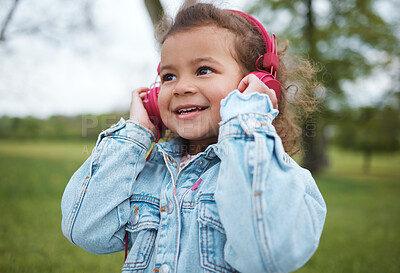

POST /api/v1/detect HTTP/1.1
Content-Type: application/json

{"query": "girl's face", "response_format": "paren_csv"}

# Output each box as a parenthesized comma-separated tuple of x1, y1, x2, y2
(158, 26, 243, 149)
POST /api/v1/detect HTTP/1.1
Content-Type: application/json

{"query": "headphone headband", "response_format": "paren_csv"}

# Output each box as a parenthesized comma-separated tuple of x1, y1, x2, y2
(227, 9, 279, 74)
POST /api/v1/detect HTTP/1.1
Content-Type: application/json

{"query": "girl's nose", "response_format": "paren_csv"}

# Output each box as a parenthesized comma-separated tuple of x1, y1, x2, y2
(173, 77, 197, 96)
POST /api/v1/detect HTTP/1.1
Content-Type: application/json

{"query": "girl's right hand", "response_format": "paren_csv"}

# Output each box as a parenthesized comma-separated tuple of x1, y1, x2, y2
(129, 87, 158, 138)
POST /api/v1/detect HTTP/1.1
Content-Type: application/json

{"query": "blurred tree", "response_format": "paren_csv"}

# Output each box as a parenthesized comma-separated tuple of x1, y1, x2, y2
(0, 113, 127, 140)
(144, 0, 197, 30)
(0, 0, 96, 44)
(144, 0, 164, 29)
(0, 0, 20, 41)
(249, 0, 400, 173)
(333, 99, 400, 173)
(0, 0, 100, 118)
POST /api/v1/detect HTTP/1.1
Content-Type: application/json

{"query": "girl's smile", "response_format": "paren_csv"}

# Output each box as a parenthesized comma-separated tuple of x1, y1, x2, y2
(173, 104, 209, 120)
(158, 26, 243, 151)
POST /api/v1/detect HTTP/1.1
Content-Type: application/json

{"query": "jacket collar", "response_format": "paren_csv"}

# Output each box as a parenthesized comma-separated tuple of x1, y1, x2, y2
(150, 137, 218, 161)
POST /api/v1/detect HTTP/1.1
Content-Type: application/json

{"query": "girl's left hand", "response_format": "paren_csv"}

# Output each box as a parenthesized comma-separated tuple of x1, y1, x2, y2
(237, 74, 278, 109)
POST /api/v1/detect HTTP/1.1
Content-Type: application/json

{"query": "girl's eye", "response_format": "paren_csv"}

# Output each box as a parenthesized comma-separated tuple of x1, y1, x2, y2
(197, 67, 213, 76)
(162, 74, 176, 82)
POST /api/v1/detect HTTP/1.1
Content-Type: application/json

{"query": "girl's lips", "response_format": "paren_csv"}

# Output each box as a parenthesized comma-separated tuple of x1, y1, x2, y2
(174, 107, 208, 120)
(173, 104, 208, 113)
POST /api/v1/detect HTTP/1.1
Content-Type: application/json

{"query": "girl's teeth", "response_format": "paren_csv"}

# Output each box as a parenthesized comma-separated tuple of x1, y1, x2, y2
(178, 107, 204, 114)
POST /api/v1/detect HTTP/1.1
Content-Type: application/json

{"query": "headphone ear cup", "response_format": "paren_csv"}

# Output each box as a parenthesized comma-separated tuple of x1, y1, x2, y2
(144, 86, 166, 135)
(249, 71, 281, 101)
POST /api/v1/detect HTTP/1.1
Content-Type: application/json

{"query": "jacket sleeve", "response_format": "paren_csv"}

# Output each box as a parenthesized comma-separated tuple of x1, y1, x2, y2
(61, 118, 155, 254)
(214, 90, 327, 273)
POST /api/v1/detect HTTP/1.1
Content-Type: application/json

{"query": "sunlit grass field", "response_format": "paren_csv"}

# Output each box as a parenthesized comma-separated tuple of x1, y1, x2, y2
(0, 140, 399, 273)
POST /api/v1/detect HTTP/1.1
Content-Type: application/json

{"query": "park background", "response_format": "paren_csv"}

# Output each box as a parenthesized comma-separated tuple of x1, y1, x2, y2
(0, 0, 399, 272)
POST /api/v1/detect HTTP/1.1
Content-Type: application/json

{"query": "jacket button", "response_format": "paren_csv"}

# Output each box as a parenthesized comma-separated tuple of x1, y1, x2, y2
(159, 264, 170, 273)
(130, 213, 139, 225)
(197, 159, 205, 166)
(166, 202, 174, 214)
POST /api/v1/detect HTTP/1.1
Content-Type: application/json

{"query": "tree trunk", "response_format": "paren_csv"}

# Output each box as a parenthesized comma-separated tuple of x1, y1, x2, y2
(144, 0, 197, 29)
(144, 0, 164, 29)
(184, 0, 197, 6)
(302, 113, 328, 173)
(301, 0, 328, 174)
(363, 149, 372, 174)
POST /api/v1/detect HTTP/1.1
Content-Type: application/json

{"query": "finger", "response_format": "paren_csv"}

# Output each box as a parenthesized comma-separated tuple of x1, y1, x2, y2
(131, 87, 149, 97)
(237, 74, 254, 92)
(241, 75, 265, 95)
(262, 86, 278, 109)
(268, 90, 278, 109)
(131, 88, 148, 108)
(131, 87, 148, 103)
(239, 74, 267, 94)
(239, 75, 279, 109)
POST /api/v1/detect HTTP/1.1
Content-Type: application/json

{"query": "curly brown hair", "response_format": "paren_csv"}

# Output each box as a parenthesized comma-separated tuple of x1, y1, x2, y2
(157, 3, 322, 155)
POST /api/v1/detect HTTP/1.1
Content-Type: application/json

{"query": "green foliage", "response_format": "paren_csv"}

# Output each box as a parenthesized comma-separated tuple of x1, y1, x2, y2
(249, 0, 399, 99)
(330, 90, 400, 172)
(0, 112, 129, 141)
(249, 0, 400, 173)
(0, 140, 399, 272)
(333, 105, 400, 153)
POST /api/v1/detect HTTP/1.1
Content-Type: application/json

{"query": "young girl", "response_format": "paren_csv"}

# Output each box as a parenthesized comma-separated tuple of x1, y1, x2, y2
(62, 3, 326, 273)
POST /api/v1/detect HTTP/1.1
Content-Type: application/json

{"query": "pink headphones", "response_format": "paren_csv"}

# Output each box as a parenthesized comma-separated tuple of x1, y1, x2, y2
(143, 62, 164, 136)
(143, 10, 281, 135)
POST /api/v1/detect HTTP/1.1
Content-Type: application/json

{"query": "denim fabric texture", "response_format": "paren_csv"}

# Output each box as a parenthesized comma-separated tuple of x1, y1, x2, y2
(61, 90, 327, 273)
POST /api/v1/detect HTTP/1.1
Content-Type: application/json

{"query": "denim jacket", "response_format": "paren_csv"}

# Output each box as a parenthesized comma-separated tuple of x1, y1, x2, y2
(61, 90, 327, 273)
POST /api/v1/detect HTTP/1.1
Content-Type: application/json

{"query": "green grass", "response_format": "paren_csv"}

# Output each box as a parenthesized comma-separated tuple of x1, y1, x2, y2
(0, 140, 399, 272)
(296, 149, 400, 273)
(0, 140, 122, 273)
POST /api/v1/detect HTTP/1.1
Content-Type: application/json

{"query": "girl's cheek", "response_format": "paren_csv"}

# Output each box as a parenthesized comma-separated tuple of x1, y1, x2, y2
(157, 96, 167, 118)
(157, 89, 167, 108)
